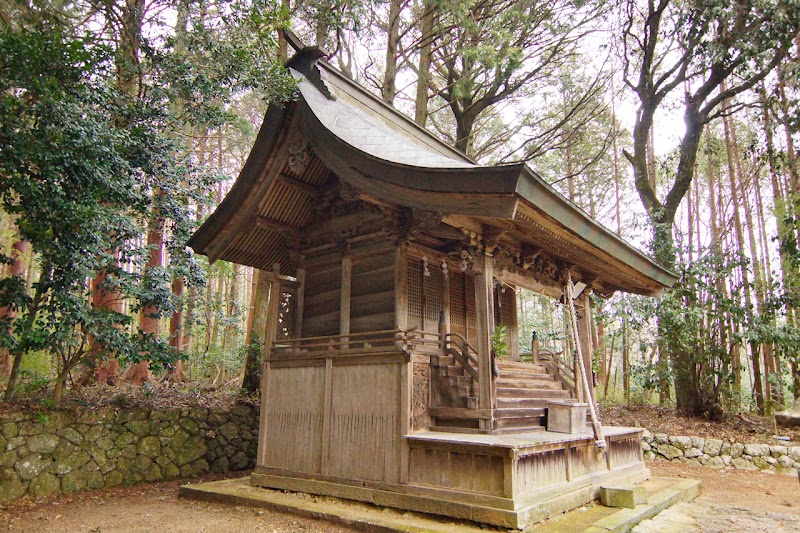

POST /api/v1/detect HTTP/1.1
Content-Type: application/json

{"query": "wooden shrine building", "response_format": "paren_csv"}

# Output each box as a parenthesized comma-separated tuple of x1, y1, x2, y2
(188, 45, 677, 529)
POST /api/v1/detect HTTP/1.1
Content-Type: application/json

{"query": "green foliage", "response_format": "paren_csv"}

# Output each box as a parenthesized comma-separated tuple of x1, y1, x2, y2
(491, 325, 509, 359)
(656, 251, 751, 418)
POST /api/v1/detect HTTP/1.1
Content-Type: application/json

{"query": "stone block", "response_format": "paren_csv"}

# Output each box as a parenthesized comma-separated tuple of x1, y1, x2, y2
(744, 443, 768, 457)
(703, 438, 723, 456)
(599, 483, 648, 509)
(29, 472, 60, 498)
(730, 442, 744, 458)
(27, 434, 60, 454)
(659, 444, 682, 460)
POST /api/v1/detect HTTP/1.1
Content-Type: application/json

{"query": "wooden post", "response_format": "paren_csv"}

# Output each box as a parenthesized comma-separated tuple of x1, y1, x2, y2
(263, 263, 282, 360)
(578, 293, 595, 402)
(509, 287, 520, 360)
(340, 254, 352, 341)
(247, 269, 270, 346)
(395, 246, 408, 334)
(442, 263, 451, 336)
(531, 331, 539, 364)
(294, 264, 305, 339)
(475, 253, 495, 422)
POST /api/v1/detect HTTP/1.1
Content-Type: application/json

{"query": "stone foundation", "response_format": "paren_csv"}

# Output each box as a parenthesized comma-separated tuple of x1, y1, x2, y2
(0, 405, 258, 501)
(641, 431, 800, 474)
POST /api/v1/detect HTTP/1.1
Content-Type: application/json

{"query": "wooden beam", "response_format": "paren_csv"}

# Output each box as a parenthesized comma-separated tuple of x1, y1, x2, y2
(254, 215, 303, 239)
(278, 173, 319, 198)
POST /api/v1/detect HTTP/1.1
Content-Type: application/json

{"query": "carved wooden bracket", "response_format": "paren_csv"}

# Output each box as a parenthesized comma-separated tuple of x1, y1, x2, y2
(287, 133, 310, 175)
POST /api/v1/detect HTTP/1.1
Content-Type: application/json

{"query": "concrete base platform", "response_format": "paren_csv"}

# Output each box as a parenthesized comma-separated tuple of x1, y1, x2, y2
(180, 476, 701, 532)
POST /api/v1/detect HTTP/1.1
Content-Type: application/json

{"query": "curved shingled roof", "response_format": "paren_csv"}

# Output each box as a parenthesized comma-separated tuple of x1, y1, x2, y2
(189, 47, 677, 296)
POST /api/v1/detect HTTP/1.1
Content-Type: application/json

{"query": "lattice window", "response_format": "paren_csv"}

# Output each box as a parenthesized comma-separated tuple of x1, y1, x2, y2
(408, 257, 423, 319)
(424, 267, 442, 322)
(497, 285, 515, 327)
(465, 274, 476, 329)
(450, 271, 465, 326)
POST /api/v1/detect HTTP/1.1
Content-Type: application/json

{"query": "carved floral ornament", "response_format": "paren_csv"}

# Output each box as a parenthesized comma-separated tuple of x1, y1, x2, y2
(286, 132, 310, 175)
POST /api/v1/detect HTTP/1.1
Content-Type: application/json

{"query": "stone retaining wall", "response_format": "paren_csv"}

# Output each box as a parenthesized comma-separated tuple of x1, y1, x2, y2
(642, 431, 800, 474)
(0, 405, 259, 501)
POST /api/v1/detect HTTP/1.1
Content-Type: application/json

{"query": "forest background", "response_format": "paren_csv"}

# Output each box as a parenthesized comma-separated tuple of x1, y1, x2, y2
(2, 0, 800, 422)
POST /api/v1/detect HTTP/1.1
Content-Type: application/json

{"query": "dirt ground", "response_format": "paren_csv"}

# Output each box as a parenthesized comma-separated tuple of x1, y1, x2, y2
(600, 403, 800, 445)
(649, 462, 800, 516)
(0, 473, 357, 533)
(1, 464, 798, 532)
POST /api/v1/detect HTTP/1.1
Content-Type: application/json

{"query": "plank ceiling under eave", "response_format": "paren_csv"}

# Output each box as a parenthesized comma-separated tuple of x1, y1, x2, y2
(217, 148, 332, 274)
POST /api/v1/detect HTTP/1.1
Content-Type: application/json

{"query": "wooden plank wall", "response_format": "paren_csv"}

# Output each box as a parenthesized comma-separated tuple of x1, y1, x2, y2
(303, 260, 342, 337)
(260, 359, 404, 483)
(262, 366, 325, 473)
(351, 251, 395, 333)
(326, 363, 403, 482)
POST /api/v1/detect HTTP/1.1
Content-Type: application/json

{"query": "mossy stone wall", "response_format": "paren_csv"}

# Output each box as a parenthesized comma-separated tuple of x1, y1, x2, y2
(0, 405, 258, 501)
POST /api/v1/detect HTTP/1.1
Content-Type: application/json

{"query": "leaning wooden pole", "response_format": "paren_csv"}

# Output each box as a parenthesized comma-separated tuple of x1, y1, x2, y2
(565, 273, 606, 449)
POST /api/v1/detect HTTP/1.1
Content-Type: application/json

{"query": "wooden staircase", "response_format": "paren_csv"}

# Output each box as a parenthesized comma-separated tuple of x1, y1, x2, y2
(429, 355, 574, 434)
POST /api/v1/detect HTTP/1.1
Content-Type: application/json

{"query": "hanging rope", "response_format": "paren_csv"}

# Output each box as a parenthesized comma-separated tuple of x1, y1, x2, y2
(564, 272, 606, 450)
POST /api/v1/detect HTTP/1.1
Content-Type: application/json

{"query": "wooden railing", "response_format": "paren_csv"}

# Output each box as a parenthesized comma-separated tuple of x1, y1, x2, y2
(270, 327, 482, 404)
(444, 332, 479, 381)
(537, 348, 576, 395)
(270, 328, 419, 359)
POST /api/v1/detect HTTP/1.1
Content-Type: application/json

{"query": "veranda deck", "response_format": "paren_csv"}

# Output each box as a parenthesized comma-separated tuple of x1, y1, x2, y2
(251, 426, 647, 529)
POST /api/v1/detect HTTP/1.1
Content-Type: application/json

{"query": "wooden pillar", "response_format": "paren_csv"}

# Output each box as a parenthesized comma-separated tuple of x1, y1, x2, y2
(294, 264, 305, 338)
(394, 246, 408, 332)
(394, 246, 412, 481)
(577, 293, 594, 402)
(441, 262, 451, 335)
(509, 287, 520, 360)
(262, 263, 282, 360)
(340, 254, 352, 337)
(246, 268, 270, 346)
(475, 253, 495, 420)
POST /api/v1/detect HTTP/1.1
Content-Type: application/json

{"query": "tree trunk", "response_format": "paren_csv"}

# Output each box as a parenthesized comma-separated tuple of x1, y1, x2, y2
(242, 269, 271, 394)
(414, 0, 435, 126)
(0, 238, 29, 376)
(167, 277, 186, 382)
(722, 107, 762, 412)
(382, 0, 401, 104)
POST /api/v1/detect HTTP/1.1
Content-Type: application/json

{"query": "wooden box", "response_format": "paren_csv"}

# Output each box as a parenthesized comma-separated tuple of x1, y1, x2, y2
(546, 400, 588, 434)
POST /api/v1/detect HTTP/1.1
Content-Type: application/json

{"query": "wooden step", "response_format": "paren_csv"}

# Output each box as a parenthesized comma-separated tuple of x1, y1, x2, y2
(496, 360, 547, 372)
(493, 417, 546, 429)
(496, 397, 561, 409)
(495, 378, 563, 390)
(496, 387, 572, 399)
(496, 368, 554, 380)
(493, 407, 546, 419)
(491, 425, 545, 434)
